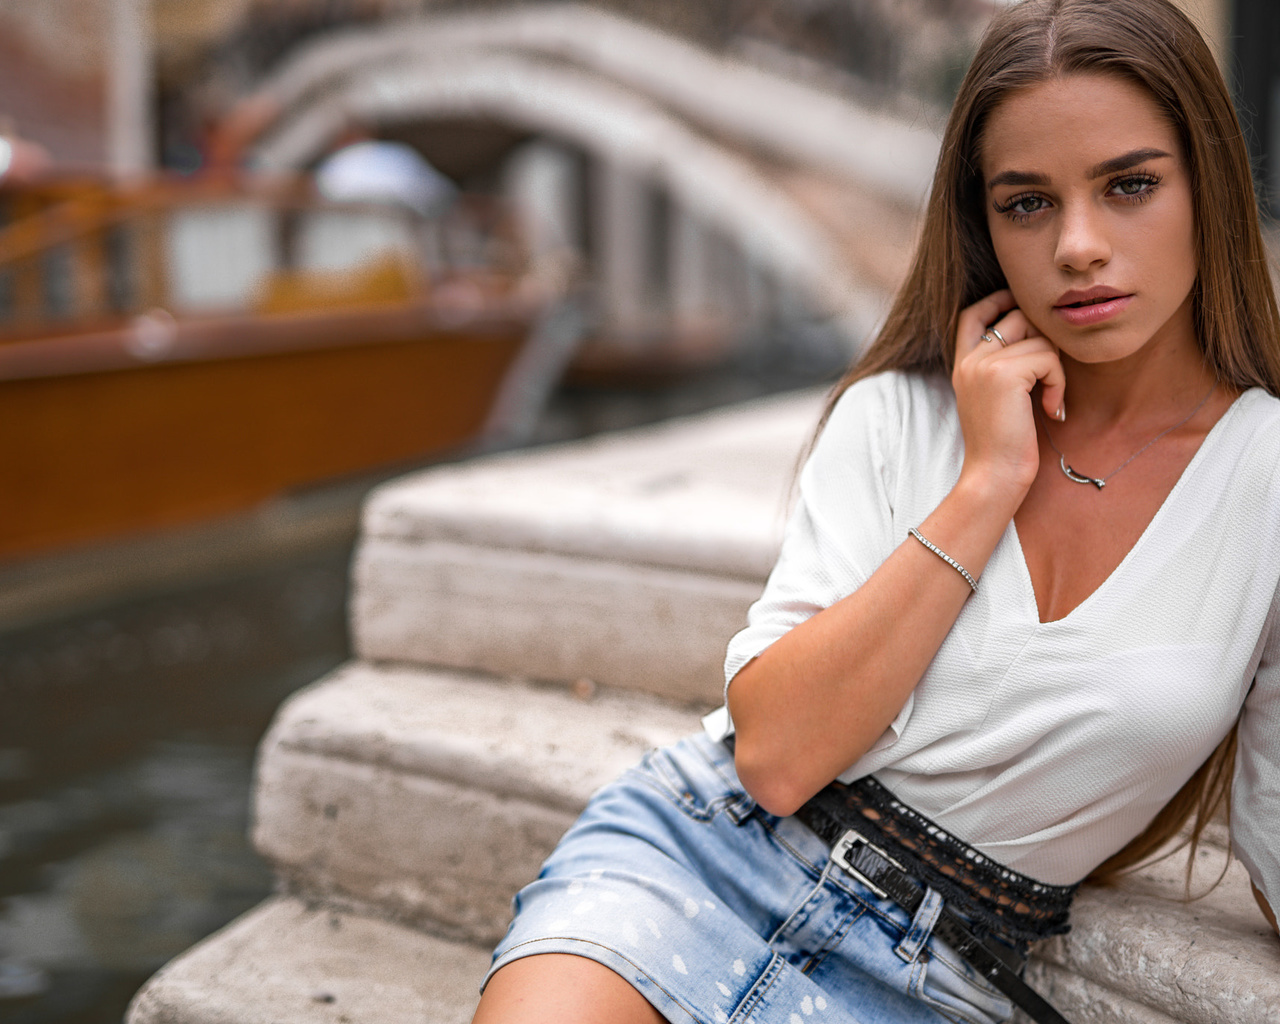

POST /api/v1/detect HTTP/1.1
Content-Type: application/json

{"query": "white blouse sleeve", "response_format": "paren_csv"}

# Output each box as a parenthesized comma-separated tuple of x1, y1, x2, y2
(1232, 584, 1280, 913)
(721, 373, 907, 711)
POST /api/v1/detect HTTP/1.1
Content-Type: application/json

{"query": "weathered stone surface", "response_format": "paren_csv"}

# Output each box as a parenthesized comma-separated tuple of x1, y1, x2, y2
(250, 660, 1280, 1022)
(359, 390, 821, 575)
(351, 390, 824, 698)
(126, 896, 489, 1024)
(354, 540, 761, 704)
(1018, 961, 1183, 1024)
(1025, 854, 1280, 1024)
(258, 745, 574, 944)
(252, 661, 700, 944)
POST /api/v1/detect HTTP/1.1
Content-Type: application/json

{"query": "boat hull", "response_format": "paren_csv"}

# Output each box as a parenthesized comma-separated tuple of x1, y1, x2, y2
(0, 313, 525, 561)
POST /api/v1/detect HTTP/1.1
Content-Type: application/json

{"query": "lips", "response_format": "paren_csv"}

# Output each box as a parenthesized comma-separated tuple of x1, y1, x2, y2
(1054, 287, 1133, 326)
(1055, 287, 1129, 308)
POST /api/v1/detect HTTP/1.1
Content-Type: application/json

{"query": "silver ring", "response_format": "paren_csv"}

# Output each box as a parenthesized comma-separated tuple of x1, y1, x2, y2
(980, 332, 996, 344)
(988, 326, 1009, 347)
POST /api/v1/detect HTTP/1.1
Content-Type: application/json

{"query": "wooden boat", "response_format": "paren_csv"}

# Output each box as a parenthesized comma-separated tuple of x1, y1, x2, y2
(0, 175, 544, 562)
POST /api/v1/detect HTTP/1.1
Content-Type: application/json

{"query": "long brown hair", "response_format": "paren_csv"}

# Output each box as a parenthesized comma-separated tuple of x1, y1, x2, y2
(826, 0, 1280, 886)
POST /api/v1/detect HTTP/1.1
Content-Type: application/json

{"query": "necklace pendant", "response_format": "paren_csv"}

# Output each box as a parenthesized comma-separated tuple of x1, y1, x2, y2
(1060, 455, 1106, 489)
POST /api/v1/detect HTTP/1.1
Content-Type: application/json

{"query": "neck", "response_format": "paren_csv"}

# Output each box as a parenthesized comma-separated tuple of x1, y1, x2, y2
(1057, 309, 1218, 430)
(1061, 353, 1214, 429)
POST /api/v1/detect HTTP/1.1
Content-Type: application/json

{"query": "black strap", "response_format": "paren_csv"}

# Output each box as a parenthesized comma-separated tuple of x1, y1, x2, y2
(794, 797, 1073, 1024)
(930, 912, 1070, 1024)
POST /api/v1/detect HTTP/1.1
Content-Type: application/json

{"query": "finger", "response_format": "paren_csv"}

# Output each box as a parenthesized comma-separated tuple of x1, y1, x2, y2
(956, 290, 1017, 358)
(987, 309, 1043, 347)
(987, 328, 1066, 418)
(990, 314, 1064, 418)
(1039, 350, 1067, 421)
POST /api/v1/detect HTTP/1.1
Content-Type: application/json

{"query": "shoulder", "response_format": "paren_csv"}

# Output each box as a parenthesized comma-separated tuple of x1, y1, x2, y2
(823, 370, 955, 447)
(1182, 390, 1280, 608)
(1228, 387, 1280, 443)
(1208, 389, 1280, 500)
(803, 370, 956, 507)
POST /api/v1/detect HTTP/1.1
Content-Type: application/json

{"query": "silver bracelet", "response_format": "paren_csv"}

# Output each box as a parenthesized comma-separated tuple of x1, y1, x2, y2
(908, 527, 978, 593)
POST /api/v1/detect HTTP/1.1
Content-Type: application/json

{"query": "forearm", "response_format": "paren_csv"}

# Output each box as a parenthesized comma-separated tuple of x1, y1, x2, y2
(728, 473, 1018, 815)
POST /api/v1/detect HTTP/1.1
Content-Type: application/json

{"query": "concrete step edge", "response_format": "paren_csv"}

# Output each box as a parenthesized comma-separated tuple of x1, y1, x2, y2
(261, 660, 705, 812)
(251, 660, 701, 944)
(1035, 865, 1280, 1022)
(350, 541, 755, 703)
(125, 895, 490, 1024)
(357, 388, 825, 574)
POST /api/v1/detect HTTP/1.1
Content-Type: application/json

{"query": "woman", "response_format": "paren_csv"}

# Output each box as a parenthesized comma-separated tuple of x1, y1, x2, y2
(474, 1, 1280, 1021)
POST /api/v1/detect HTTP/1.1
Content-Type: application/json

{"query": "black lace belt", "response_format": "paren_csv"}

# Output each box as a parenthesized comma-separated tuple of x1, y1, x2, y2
(804, 775, 1078, 948)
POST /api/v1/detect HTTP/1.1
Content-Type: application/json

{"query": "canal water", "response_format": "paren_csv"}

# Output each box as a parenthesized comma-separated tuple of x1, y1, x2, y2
(0, 541, 353, 1023)
(0, 352, 843, 1023)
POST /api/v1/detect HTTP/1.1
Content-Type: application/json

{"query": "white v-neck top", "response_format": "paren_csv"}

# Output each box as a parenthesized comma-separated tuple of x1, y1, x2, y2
(708, 371, 1280, 901)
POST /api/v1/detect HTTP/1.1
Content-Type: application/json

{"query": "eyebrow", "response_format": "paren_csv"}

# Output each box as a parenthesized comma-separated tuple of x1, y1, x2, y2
(986, 148, 1174, 191)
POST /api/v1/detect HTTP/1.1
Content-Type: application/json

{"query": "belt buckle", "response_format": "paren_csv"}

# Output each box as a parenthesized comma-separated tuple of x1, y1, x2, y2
(830, 830, 905, 899)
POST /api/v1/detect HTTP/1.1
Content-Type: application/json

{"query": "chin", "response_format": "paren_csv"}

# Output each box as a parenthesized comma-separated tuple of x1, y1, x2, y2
(1058, 336, 1150, 365)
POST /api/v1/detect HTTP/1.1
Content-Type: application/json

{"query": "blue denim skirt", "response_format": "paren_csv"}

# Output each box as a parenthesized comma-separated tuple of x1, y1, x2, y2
(483, 733, 1016, 1024)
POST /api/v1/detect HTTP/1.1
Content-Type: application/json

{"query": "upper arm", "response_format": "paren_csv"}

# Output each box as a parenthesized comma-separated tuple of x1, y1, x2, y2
(1232, 592, 1280, 924)
(722, 376, 906, 703)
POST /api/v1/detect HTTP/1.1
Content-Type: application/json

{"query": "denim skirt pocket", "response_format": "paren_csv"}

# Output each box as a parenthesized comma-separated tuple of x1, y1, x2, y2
(634, 733, 756, 825)
(911, 937, 1015, 1024)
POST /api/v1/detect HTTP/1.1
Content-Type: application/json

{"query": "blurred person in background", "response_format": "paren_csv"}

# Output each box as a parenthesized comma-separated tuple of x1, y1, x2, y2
(0, 124, 51, 185)
(314, 137, 457, 216)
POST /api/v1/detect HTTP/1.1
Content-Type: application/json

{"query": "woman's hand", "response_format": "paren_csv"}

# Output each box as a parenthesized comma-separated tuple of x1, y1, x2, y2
(951, 290, 1065, 503)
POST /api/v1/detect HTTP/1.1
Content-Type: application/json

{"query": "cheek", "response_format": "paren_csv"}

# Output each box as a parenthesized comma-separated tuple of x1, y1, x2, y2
(1152, 186, 1198, 287)
(1170, 218, 1198, 287)
(987, 232, 1056, 338)
(1129, 213, 1196, 304)
(987, 228, 1034, 301)
(986, 222, 1012, 278)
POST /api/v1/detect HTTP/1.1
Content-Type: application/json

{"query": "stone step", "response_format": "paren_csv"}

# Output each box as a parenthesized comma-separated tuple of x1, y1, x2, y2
(126, 896, 490, 1024)
(252, 660, 701, 945)
(351, 389, 826, 704)
(248, 660, 1280, 1024)
(1025, 852, 1280, 1024)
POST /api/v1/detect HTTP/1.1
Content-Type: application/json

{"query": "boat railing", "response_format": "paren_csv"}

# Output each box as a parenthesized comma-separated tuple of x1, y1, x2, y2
(0, 176, 528, 339)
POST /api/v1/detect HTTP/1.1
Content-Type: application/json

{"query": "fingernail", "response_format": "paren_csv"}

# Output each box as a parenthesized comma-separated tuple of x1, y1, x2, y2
(1056, 403, 1066, 421)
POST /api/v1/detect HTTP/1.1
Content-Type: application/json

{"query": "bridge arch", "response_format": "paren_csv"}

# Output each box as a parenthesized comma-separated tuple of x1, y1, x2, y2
(232, 5, 936, 356)
(256, 54, 872, 325)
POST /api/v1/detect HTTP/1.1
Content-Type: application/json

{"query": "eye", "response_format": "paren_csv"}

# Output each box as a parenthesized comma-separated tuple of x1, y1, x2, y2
(1109, 172, 1162, 201)
(992, 192, 1049, 222)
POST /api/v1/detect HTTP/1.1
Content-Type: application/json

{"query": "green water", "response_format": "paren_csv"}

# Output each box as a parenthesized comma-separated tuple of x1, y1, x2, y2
(0, 545, 353, 1023)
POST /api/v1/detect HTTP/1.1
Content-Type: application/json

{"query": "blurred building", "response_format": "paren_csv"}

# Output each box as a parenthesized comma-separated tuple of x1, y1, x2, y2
(168, 1, 994, 376)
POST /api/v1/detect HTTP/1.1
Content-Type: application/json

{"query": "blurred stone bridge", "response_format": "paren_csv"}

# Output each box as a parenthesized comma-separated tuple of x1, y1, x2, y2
(228, 2, 940, 370)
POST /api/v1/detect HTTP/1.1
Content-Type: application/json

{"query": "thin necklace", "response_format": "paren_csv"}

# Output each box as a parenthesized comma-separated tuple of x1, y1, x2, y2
(1039, 385, 1216, 490)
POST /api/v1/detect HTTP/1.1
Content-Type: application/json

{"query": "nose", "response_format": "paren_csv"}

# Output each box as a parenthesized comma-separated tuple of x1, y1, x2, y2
(1054, 201, 1111, 271)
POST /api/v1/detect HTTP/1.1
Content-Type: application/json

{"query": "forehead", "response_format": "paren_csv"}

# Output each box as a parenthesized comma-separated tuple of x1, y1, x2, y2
(980, 73, 1182, 181)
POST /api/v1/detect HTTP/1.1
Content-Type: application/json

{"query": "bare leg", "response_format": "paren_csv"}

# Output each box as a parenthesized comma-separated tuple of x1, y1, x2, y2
(472, 953, 668, 1024)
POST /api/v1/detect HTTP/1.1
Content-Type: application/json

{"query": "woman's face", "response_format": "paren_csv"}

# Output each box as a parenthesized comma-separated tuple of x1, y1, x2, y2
(980, 73, 1198, 366)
